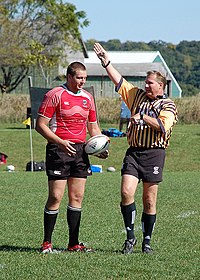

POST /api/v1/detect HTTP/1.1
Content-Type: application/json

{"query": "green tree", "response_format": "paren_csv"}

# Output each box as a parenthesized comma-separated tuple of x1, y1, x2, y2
(0, 0, 89, 94)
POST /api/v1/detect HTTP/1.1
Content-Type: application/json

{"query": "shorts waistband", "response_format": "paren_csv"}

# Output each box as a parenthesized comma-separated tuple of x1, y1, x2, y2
(47, 142, 85, 146)
(129, 146, 165, 151)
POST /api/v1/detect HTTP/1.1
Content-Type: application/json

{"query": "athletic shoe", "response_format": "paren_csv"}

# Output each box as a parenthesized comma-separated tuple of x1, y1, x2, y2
(40, 241, 53, 254)
(142, 243, 153, 254)
(67, 242, 95, 252)
(121, 239, 137, 254)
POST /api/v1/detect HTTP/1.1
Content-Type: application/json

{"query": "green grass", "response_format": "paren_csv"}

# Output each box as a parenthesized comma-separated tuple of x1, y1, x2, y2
(1, 123, 200, 172)
(0, 123, 200, 279)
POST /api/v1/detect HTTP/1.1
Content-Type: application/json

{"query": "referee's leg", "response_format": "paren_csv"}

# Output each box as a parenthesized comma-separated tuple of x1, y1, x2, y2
(141, 182, 158, 253)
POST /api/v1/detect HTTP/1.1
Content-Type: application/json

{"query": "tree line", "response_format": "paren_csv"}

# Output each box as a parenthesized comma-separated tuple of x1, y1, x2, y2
(85, 39, 200, 96)
(0, 0, 88, 95)
(0, 1, 199, 97)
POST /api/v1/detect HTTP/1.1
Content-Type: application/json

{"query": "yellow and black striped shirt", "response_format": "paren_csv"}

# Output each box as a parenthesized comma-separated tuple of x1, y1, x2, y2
(116, 78, 178, 149)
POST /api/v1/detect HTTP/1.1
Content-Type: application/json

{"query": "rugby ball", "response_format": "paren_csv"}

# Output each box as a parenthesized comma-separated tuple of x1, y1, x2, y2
(85, 135, 110, 156)
(107, 166, 116, 172)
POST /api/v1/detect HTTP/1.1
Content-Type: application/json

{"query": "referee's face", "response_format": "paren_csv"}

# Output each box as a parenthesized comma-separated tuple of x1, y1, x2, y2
(145, 74, 163, 100)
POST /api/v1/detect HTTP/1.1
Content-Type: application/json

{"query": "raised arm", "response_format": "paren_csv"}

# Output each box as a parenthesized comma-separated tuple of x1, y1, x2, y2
(93, 42, 122, 86)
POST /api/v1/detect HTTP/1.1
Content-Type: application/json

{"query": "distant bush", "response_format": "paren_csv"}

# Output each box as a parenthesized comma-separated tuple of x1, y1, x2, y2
(0, 94, 30, 123)
(0, 94, 200, 124)
(174, 95, 200, 124)
(96, 98, 121, 123)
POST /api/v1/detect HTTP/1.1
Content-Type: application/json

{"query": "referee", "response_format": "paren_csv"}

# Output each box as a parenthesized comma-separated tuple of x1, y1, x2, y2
(94, 43, 178, 254)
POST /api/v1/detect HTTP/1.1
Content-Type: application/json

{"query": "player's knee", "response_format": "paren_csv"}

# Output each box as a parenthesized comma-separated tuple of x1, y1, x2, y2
(70, 192, 84, 205)
(121, 189, 133, 202)
(48, 193, 63, 206)
(143, 199, 156, 213)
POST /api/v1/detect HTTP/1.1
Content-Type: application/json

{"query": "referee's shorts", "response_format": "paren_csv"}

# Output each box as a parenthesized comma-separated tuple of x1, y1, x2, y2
(121, 147, 166, 183)
(46, 143, 92, 181)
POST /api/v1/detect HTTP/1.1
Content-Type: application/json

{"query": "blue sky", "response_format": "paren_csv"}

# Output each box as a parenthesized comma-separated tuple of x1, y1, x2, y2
(70, 0, 200, 44)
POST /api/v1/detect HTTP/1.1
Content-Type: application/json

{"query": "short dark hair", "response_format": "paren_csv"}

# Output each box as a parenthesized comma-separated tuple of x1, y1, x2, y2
(67, 62, 87, 77)
(147, 70, 167, 90)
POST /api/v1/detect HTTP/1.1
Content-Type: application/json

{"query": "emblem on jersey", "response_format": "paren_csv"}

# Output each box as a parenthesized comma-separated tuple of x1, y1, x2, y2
(153, 166, 159, 175)
(64, 101, 69, 105)
(83, 100, 87, 106)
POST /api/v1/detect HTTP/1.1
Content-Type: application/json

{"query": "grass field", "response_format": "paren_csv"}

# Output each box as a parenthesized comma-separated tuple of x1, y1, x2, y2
(0, 123, 200, 279)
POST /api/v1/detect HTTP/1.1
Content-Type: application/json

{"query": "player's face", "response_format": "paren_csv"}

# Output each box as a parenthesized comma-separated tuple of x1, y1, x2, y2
(145, 74, 163, 99)
(68, 70, 87, 93)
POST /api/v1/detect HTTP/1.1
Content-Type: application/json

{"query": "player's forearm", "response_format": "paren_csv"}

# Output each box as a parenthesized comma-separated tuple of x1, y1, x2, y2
(104, 62, 121, 86)
(143, 114, 161, 131)
(93, 42, 121, 86)
(36, 122, 63, 145)
(87, 122, 102, 137)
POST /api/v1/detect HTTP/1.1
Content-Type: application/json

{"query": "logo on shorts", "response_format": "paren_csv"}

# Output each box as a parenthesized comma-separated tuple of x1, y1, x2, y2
(53, 170, 61, 175)
(153, 166, 159, 175)
(87, 168, 92, 174)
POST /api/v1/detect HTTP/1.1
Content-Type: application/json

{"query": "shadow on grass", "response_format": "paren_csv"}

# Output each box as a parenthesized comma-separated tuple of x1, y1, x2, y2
(5, 127, 28, 130)
(0, 245, 39, 253)
(0, 245, 141, 254)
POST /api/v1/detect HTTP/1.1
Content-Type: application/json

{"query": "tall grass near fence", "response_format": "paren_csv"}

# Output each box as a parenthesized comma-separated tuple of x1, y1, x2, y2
(0, 95, 30, 123)
(1, 94, 200, 124)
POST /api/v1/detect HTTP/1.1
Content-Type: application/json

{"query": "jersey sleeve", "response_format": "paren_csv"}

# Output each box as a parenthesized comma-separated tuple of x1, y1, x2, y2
(116, 78, 140, 111)
(38, 88, 62, 119)
(88, 94, 98, 123)
(158, 99, 178, 132)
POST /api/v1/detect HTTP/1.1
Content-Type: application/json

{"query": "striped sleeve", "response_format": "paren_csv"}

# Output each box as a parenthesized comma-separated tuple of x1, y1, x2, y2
(158, 99, 178, 132)
(116, 78, 139, 111)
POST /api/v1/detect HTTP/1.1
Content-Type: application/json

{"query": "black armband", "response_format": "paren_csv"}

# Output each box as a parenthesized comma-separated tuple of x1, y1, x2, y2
(102, 60, 111, 68)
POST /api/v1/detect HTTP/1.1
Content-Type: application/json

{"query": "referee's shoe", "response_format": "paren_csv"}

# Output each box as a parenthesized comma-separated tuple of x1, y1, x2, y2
(121, 239, 137, 254)
(142, 243, 153, 254)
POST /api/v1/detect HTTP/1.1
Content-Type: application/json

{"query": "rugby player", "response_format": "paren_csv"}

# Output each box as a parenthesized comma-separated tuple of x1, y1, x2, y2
(36, 61, 108, 253)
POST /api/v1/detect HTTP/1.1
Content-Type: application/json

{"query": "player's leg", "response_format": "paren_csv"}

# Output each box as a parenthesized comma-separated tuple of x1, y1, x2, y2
(41, 179, 66, 253)
(121, 174, 138, 254)
(66, 143, 94, 252)
(141, 182, 158, 253)
(67, 177, 87, 250)
(140, 148, 165, 253)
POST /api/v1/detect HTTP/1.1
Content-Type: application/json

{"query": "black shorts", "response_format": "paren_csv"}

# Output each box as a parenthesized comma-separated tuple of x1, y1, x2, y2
(46, 143, 92, 181)
(121, 147, 166, 183)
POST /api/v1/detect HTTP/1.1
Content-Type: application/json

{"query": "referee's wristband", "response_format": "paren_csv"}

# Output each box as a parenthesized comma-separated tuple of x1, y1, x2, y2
(102, 60, 111, 68)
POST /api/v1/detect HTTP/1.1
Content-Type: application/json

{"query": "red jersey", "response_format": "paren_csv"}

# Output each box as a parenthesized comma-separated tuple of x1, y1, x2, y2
(38, 85, 97, 143)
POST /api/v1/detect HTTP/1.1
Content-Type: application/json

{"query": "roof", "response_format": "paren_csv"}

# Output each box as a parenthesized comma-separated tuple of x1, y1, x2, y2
(85, 62, 167, 77)
(84, 51, 168, 77)
(85, 51, 160, 64)
(84, 50, 182, 97)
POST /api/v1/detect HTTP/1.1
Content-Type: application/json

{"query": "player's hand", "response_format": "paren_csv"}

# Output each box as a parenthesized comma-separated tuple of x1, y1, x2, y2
(94, 43, 109, 66)
(95, 149, 109, 159)
(131, 113, 140, 124)
(59, 140, 76, 156)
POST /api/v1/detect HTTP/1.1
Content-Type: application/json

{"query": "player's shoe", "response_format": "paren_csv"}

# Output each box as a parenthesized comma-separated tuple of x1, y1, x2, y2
(142, 243, 153, 254)
(121, 238, 137, 254)
(40, 241, 53, 254)
(67, 242, 95, 252)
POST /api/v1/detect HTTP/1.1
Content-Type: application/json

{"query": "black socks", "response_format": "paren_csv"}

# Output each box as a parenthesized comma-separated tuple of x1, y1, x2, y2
(141, 212, 156, 245)
(43, 207, 59, 243)
(121, 202, 136, 240)
(67, 205, 82, 247)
